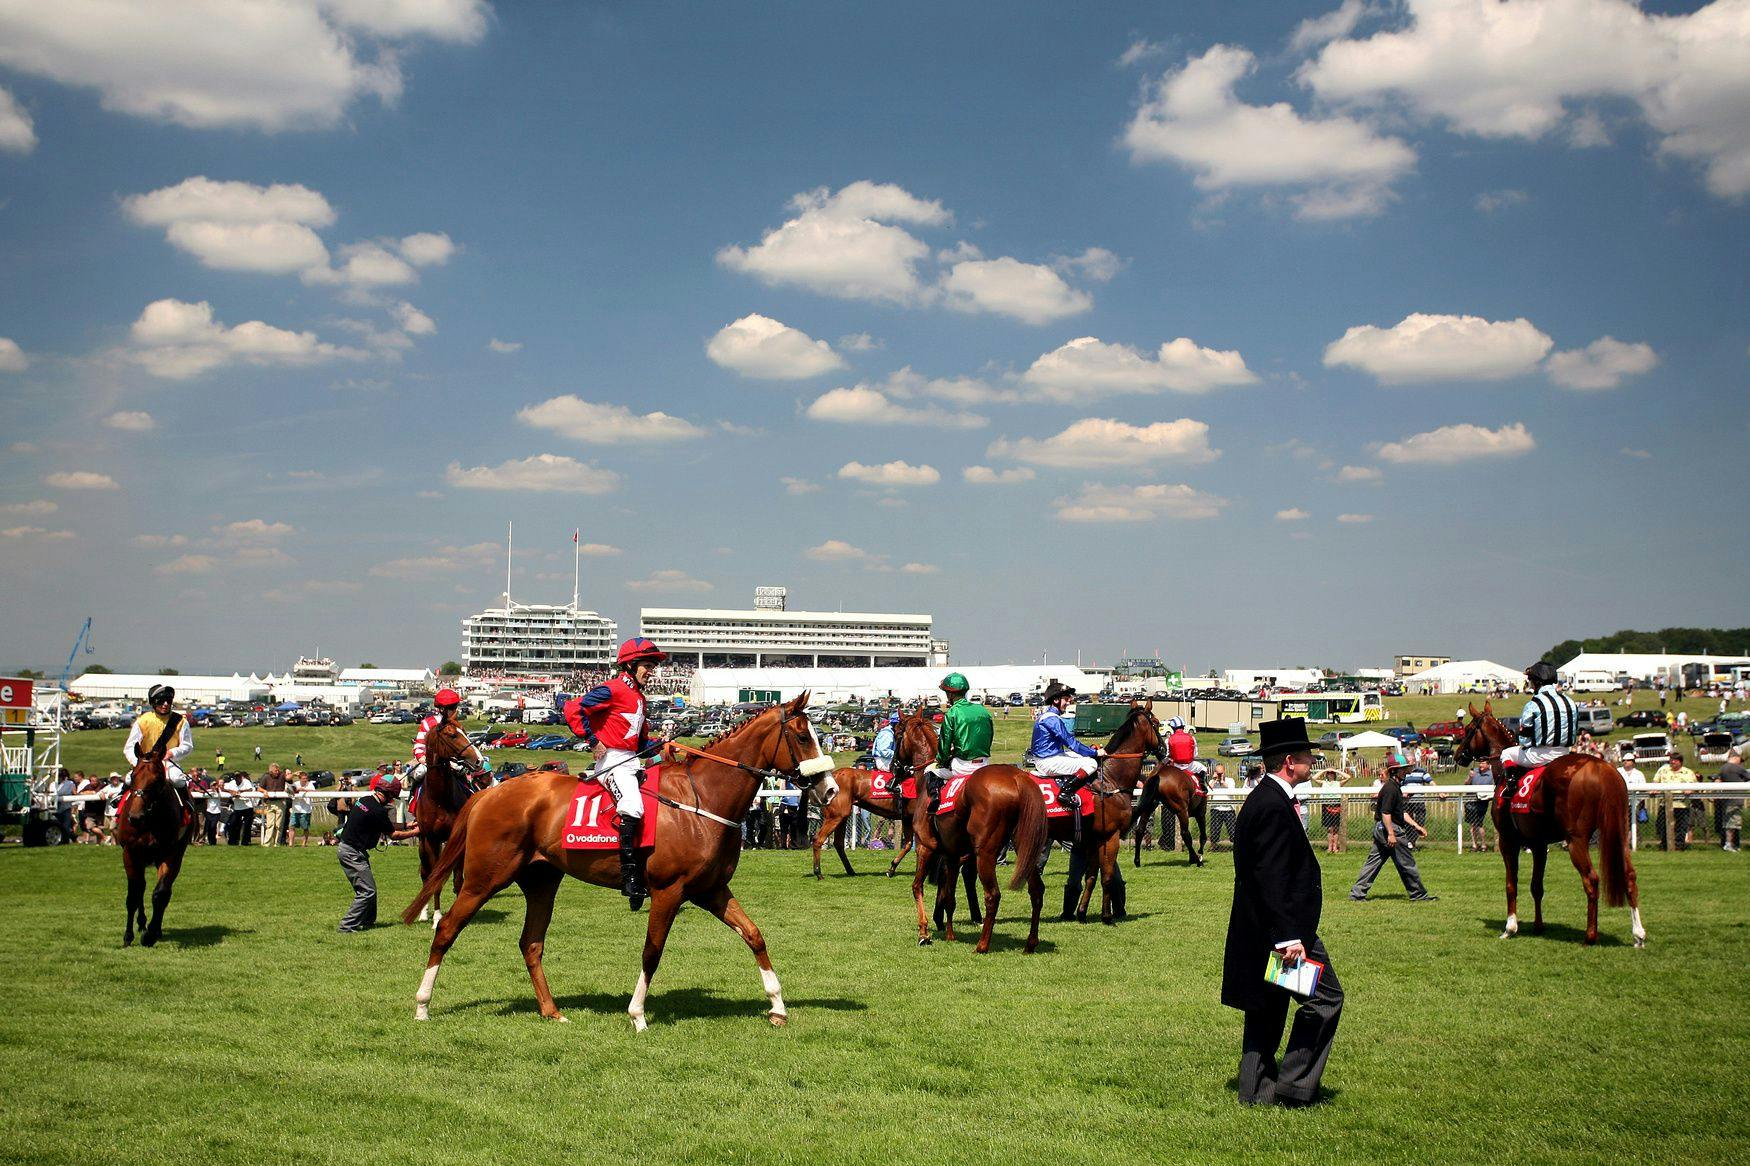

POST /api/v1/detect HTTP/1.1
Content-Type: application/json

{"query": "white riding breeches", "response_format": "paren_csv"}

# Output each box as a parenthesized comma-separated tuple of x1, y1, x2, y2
(1501, 744, 1569, 768)
(595, 749, 644, 818)
(948, 757, 989, 778)
(1032, 754, 1095, 778)
(166, 762, 188, 789)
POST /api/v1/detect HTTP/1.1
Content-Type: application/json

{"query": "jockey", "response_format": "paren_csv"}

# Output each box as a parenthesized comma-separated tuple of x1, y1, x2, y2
(124, 684, 194, 791)
(1032, 682, 1103, 807)
(1502, 661, 1578, 772)
(1165, 715, 1206, 786)
(872, 712, 899, 800)
(410, 688, 484, 789)
(930, 672, 993, 809)
(563, 637, 666, 909)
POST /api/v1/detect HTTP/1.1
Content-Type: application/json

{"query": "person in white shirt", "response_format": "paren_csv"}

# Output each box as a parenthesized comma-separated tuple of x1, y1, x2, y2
(221, 772, 259, 845)
(289, 773, 316, 847)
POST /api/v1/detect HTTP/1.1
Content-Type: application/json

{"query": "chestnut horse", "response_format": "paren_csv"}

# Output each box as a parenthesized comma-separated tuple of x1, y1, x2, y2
(1053, 702, 1164, 924)
(892, 711, 1049, 952)
(1129, 764, 1209, 868)
(810, 766, 913, 879)
(114, 715, 197, 947)
(1457, 703, 1645, 948)
(404, 693, 835, 1030)
(411, 718, 484, 927)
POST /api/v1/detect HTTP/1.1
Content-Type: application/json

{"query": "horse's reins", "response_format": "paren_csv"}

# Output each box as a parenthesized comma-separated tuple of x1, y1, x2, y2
(656, 712, 829, 830)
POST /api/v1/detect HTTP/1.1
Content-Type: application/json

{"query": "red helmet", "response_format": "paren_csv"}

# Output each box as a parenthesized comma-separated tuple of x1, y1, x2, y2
(434, 688, 461, 708)
(616, 637, 668, 666)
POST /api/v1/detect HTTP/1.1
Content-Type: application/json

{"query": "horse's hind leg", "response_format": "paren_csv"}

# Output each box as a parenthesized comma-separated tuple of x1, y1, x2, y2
(695, 885, 787, 1028)
(1178, 806, 1200, 867)
(1500, 830, 1521, 938)
(962, 854, 982, 926)
(1132, 786, 1157, 868)
(1024, 863, 1044, 954)
(834, 817, 856, 877)
(1530, 843, 1548, 935)
(972, 845, 1001, 954)
(888, 816, 914, 876)
(1062, 840, 1085, 920)
(416, 863, 516, 1021)
(515, 863, 567, 1021)
(1566, 831, 1601, 945)
(1076, 842, 1098, 922)
(1625, 854, 1646, 948)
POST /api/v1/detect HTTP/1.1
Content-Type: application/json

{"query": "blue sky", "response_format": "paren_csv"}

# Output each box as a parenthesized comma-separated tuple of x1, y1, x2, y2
(1, 1, 1745, 676)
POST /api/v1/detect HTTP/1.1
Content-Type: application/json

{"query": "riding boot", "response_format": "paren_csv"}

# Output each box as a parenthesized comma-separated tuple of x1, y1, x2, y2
(616, 816, 647, 911)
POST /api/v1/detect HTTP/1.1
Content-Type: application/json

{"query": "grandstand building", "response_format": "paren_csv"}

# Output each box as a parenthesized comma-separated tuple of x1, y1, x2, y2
(461, 601, 617, 675)
(640, 587, 939, 668)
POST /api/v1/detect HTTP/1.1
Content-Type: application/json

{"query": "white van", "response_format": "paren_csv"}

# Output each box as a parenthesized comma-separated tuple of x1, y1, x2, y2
(1567, 671, 1619, 693)
(1575, 706, 1614, 736)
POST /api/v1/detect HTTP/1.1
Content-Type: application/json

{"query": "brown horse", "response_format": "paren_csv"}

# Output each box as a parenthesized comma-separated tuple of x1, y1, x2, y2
(410, 718, 484, 927)
(1053, 702, 1164, 923)
(810, 766, 913, 879)
(1457, 703, 1646, 947)
(1129, 764, 1209, 868)
(892, 711, 1049, 952)
(404, 693, 836, 1030)
(113, 716, 197, 947)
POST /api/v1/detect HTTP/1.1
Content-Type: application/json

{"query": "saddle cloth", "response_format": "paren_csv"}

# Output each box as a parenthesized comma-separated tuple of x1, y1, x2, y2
(562, 766, 662, 850)
(935, 774, 970, 814)
(116, 790, 195, 829)
(1032, 775, 1095, 819)
(1506, 764, 1549, 816)
(869, 771, 895, 799)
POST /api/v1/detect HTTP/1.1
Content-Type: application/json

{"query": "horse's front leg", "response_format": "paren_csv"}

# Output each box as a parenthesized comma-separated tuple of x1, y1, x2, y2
(141, 857, 179, 947)
(1499, 821, 1520, 938)
(122, 853, 145, 947)
(697, 885, 787, 1027)
(629, 884, 685, 1032)
(1529, 842, 1548, 935)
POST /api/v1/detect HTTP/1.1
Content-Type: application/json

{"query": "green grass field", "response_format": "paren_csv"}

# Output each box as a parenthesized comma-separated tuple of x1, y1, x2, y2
(1, 836, 1744, 1165)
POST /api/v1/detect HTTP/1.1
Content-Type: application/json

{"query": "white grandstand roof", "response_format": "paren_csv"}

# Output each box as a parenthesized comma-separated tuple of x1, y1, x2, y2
(643, 607, 929, 623)
(338, 667, 434, 683)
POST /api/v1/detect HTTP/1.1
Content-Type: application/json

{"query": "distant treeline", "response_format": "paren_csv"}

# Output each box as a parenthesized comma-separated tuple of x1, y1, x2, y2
(1545, 628, 1750, 665)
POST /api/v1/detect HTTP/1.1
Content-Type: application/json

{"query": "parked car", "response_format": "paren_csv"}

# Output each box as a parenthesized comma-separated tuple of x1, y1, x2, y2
(1383, 726, 1423, 746)
(306, 770, 336, 789)
(1617, 710, 1668, 729)
(495, 762, 530, 780)
(1631, 732, 1673, 765)
(496, 730, 532, 748)
(1574, 706, 1614, 736)
(1217, 736, 1253, 757)
(1420, 720, 1464, 740)
(369, 712, 394, 725)
(339, 769, 374, 789)
(1315, 730, 1357, 749)
(526, 734, 570, 750)
(1697, 731, 1735, 765)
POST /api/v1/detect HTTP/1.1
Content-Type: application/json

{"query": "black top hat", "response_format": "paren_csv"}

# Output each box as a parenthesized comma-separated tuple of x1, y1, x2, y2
(1256, 718, 1315, 760)
(1524, 661, 1558, 687)
(1041, 681, 1076, 704)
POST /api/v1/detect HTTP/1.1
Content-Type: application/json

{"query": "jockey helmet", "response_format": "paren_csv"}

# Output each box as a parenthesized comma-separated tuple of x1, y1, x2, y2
(616, 637, 668, 667)
(434, 688, 461, 708)
(374, 775, 403, 799)
(1041, 681, 1076, 704)
(939, 671, 969, 693)
(147, 684, 175, 706)
(888, 712, 901, 724)
(1167, 716, 1186, 731)
(1524, 661, 1559, 688)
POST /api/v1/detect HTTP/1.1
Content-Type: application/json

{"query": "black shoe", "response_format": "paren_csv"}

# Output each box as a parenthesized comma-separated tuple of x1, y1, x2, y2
(617, 817, 647, 911)
(1411, 894, 1439, 901)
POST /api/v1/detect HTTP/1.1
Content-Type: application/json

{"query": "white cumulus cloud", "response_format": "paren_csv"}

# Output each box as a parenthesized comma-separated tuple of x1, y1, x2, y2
(396, 231, 455, 266)
(1276, 507, 1310, 521)
(1324, 313, 1553, 383)
(44, 471, 118, 490)
(103, 411, 156, 431)
(0, 84, 37, 152)
(1545, 337, 1658, 390)
(445, 454, 622, 494)
(626, 569, 713, 593)
(1054, 482, 1228, 523)
(390, 301, 437, 336)
(1124, 44, 1416, 219)
(0, 525, 74, 541)
(900, 562, 939, 574)
(1022, 335, 1258, 400)
(805, 539, 879, 563)
(0, 339, 29, 372)
(806, 386, 985, 429)
(1289, 0, 1379, 52)
(705, 313, 846, 379)
(836, 460, 941, 487)
(989, 417, 1220, 469)
(1335, 464, 1383, 483)
(781, 476, 822, 495)
(939, 257, 1093, 324)
(128, 298, 365, 379)
(1376, 421, 1536, 465)
(1337, 512, 1375, 523)
(2, 500, 56, 515)
(0, 1, 487, 132)
(516, 395, 704, 444)
(487, 338, 522, 354)
(963, 465, 1036, 485)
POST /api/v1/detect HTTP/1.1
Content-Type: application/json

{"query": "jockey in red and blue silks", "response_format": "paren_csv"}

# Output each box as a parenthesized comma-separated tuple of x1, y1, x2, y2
(410, 688, 483, 789)
(563, 637, 666, 908)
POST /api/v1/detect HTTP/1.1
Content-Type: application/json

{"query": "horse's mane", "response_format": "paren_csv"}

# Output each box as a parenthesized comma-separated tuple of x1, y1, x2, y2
(1105, 704, 1157, 752)
(705, 703, 783, 749)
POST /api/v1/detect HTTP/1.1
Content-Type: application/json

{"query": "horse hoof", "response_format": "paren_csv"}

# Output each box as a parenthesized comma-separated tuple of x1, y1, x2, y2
(630, 1014, 648, 1033)
(1101, 916, 1115, 927)
(1024, 941, 1038, 954)
(1499, 930, 1513, 940)
(918, 936, 931, 946)
(1634, 936, 1646, 949)
(768, 1012, 787, 1028)
(552, 1014, 569, 1023)
(974, 943, 990, 954)
(415, 1005, 430, 1021)
(1074, 912, 1087, 924)
(141, 932, 159, 948)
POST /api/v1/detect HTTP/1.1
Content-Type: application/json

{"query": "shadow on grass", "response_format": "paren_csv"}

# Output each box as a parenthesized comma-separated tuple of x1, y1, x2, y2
(1475, 917, 1627, 947)
(454, 987, 869, 1021)
(160, 924, 248, 948)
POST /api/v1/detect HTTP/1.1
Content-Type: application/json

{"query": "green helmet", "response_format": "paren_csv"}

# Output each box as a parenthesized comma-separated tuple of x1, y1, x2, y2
(939, 671, 970, 693)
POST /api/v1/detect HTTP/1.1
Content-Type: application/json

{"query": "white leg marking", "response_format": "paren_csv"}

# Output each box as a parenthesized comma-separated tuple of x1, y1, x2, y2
(415, 965, 439, 1021)
(418, 904, 431, 922)
(629, 971, 650, 1032)
(1631, 906, 1646, 948)
(761, 966, 787, 1024)
(432, 909, 442, 931)
(1501, 912, 1518, 939)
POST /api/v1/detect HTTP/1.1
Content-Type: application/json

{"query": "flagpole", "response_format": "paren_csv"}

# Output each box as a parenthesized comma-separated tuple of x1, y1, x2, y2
(572, 529, 581, 610)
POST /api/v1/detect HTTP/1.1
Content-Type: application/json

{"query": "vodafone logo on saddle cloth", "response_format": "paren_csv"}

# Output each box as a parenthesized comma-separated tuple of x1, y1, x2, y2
(562, 772, 662, 851)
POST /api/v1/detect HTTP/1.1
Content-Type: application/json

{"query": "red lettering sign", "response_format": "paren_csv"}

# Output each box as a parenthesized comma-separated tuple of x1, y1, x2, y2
(0, 678, 32, 709)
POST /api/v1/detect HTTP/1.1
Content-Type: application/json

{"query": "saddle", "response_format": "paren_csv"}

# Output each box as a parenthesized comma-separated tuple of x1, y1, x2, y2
(1502, 763, 1550, 817)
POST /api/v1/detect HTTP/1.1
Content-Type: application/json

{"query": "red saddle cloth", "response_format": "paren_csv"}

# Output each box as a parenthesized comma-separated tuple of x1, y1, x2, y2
(562, 766, 662, 851)
(869, 771, 895, 800)
(1032, 775, 1095, 819)
(1507, 765, 1548, 816)
(936, 774, 971, 814)
(899, 775, 917, 800)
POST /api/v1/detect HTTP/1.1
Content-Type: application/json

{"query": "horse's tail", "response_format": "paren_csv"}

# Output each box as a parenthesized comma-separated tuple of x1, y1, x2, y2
(403, 795, 475, 924)
(1124, 775, 1157, 840)
(1008, 772, 1047, 891)
(1596, 766, 1630, 909)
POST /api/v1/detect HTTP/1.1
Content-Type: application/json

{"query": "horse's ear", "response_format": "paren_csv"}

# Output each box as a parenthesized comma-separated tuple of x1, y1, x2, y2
(1482, 700, 1493, 715)
(785, 691, 810, 714)
(1144, 698, 1154, 712)
(1467, 701, 1477, 719)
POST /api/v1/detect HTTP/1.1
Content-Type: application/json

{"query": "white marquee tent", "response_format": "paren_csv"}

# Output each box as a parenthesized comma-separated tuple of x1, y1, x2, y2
(1401, 659, 1524, 694)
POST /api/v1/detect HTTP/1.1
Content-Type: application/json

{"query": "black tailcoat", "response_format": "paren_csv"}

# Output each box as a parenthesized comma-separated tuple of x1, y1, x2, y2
(1222, 777, 1323, 1011)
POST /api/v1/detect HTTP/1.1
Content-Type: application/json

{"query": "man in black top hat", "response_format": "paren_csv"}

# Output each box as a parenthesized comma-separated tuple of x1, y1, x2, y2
(1222, 718, 1343, 1107)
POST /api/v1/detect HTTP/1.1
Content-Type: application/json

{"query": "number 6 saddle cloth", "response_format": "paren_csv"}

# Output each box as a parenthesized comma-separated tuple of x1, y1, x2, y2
(562, 766, 662, 850)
